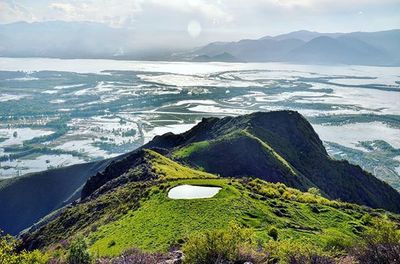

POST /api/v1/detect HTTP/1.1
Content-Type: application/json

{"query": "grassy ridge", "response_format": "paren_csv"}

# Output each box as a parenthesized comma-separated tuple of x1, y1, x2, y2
(86, 177, 367, 257)
(172, 130, 297, 176)
(18, 149, 399, 261)
(148, 150, 216, 179)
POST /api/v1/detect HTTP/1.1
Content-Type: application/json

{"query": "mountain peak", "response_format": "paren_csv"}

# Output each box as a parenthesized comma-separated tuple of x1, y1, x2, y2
(80, 111, 400, 213)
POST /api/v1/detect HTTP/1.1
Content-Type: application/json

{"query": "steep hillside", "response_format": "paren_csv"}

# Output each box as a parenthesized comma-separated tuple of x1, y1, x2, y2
(171, 130, 314, 190)
(0, 158, 111, 235)
(20, 149, 400, 259)
(2, 111, 400, 238)
(146, 111, 400, 213)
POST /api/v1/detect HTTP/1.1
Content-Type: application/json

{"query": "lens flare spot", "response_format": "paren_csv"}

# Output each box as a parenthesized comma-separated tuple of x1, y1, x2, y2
(187, 20, 202, 38)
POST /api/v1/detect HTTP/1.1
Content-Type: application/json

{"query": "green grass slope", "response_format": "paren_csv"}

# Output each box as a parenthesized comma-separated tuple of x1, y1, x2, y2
(20, 150, 399, 259)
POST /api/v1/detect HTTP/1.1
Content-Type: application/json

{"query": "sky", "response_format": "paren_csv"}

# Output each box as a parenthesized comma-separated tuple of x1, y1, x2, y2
(1, 0, 399, 45)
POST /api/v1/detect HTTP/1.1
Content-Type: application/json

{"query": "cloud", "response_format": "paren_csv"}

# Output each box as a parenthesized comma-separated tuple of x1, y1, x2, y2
(0, 1, 35, 23)
(50, 3, 75, 14)
(248, 0, 400, 13)
(43, 0, 232, 28)
(147, 0, 232, 23)
(47, 0, 142, 27)
(0, 0, 398, 44)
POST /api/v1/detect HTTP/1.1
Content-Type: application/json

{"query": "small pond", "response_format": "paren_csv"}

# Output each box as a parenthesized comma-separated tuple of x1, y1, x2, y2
(168, 184, 222, 199)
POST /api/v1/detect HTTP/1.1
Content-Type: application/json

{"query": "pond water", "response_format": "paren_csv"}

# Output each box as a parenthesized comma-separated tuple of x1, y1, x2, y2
(168, 184, 222, 199)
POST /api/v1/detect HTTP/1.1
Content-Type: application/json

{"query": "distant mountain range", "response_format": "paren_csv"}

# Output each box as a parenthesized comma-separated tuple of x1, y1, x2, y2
(0, 21, 173, 60)
(0, 21, 399, 66)
(181, 30, 400, 66)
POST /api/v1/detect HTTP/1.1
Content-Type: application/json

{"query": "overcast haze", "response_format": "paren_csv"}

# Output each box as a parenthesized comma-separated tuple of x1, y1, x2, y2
(1, 0, 399, 47)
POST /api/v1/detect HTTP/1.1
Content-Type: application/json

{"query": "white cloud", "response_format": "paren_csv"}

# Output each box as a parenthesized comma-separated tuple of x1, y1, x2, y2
(0, 1, 35, 23)
(47, 0, 142, 27)
(50, 3, 75, 13)
(0, 0, 398, 44)
(252, 0, 399, 12)
(146, 0, 232, 22)
(40, 0, 233, 27)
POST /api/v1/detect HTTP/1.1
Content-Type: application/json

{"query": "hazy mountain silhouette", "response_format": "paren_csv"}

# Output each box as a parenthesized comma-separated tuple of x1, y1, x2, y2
(190, 30, 400, 66)
(0, 22, 399, 65)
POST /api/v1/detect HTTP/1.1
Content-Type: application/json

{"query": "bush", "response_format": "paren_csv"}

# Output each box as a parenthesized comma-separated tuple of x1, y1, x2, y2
(19, 250, 50, 264)
(182, 222, 265, 264)
(264, 239, 332, 264)
(288, 254, 336, 264)
(360, 213, 372, 225)
(268, 226, 279, 241)
(351, 217, 400, 264)
(96, 248, 170, 264)
(0, 231, 18, 264)
(0, 230, 49, 264)
(260, 187, 281, 198)
(67, 237, 91, 264)
(107, 240, 116, 248)
(308, 187, 321, 197)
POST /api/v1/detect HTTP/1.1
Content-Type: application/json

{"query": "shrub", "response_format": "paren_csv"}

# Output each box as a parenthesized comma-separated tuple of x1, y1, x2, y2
(19, 250, 50, 264)
(264, 239, 331, 264)
(268, 226, 279, 241)
(351, 217, 400, 264)
(67, 237, 91, 264)
(182, 222, 264, 264)
(107, 240, 116, 248)
(0, 231, 18, 264)
(0, 230, 49, 264)
(308, 187, 321, 197)
(360, 213, 372, 225)
(288, 254, 336, 264)
(96, 248, 170, 264)
(260, 187, 280, 198)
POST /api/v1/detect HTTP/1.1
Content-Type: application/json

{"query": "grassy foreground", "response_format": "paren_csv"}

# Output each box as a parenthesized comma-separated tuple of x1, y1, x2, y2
(4, 149, 399, 263)
(87, 177, 367, 257)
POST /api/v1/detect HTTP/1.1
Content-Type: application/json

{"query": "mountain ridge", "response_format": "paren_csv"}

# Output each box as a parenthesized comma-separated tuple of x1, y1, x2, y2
(188, 29, 400, 65)
(18, 148, 400, 260)
(1, 22, 399, 65)
(1, 111, 400, 238)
